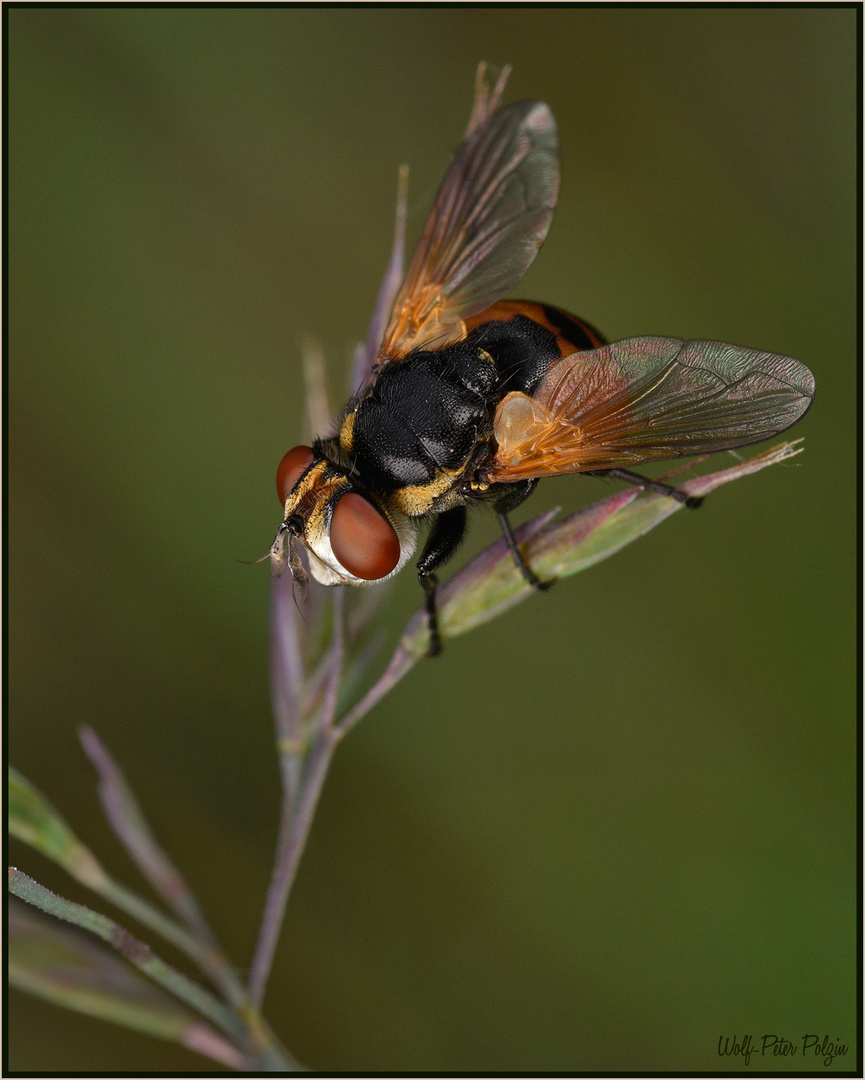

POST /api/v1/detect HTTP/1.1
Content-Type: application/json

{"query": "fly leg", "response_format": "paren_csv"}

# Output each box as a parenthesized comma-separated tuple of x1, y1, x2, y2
(592, 467, 704, 509)
(416, 506, 467, 657)
(494, 479, 553, 591)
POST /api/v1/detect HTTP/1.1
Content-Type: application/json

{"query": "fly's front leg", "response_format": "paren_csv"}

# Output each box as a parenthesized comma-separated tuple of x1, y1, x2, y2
(591, 467, 704, 509)
(493, 479, 553, 591)
(416, 506, 467, 657)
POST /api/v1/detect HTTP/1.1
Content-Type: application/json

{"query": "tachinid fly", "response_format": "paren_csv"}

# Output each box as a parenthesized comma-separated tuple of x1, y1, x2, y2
(271, 66, 815, 655)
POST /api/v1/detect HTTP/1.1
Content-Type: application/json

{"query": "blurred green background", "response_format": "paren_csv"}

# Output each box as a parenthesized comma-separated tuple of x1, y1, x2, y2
(8, 7, 857, 1073)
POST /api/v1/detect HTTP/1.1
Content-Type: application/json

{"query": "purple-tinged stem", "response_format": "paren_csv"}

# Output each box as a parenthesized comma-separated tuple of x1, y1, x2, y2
(249, 593, 345, 1008)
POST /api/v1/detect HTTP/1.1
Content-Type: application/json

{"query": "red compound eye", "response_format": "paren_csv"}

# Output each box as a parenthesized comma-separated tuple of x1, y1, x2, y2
(276, 445, 314, 504)
(330, 493, 400, 580)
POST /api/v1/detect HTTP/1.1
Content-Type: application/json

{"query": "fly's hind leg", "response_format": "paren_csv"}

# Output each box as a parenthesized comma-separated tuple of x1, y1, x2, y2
(416, 506, 468, 657)
(494, 479, 553, 591)
(592, 467, 704, 509)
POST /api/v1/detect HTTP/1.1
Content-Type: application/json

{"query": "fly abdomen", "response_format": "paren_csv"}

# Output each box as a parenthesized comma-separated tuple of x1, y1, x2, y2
(465, 314, 562, 396)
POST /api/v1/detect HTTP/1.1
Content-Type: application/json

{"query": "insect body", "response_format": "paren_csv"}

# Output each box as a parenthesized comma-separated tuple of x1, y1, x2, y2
(271, 75, 815, 655)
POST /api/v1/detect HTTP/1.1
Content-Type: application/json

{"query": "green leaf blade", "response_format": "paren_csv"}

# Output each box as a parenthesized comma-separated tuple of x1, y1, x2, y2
(399, 442, 805, 653)
(10, 897, 248, 1069)
(9, 767, 110, 889)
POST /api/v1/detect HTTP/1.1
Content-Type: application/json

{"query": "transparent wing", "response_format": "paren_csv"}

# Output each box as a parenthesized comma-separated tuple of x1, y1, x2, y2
(378, 99, 559, 362)
(486, 337, 815, 481)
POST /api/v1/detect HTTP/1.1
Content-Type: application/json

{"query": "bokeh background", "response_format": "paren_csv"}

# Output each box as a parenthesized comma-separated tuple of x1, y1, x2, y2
(8, 7, 857, 1073)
